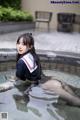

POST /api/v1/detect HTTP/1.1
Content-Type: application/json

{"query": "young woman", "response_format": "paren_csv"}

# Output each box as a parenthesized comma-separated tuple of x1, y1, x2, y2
(0, 33, 41, 92)
(16, 33, 80, 107)
(16, 33, 41, 85)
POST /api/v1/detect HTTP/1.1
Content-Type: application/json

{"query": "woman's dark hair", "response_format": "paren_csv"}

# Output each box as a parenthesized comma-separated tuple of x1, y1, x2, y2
(16, 33, 42, 75)
(16, 33, 35, 61)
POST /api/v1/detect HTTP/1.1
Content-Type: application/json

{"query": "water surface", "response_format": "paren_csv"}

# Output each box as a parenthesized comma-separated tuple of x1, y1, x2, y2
(0, 70, 80, 120)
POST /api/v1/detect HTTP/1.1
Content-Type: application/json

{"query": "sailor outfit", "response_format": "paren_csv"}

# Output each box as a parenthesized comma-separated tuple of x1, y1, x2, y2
(16, 53, 41, 83)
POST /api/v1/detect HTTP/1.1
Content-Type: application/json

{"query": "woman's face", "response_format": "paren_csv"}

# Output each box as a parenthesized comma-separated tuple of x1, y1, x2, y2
(16, 37, 30, 54)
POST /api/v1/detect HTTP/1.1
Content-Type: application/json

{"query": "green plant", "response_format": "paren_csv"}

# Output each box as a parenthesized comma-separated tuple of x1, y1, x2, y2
(0, 6, 33, 22)
(0, 0, 21, 9)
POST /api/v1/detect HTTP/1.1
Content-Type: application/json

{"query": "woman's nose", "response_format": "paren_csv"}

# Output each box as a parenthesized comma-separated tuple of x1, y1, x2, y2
(18, 44, 22, 48)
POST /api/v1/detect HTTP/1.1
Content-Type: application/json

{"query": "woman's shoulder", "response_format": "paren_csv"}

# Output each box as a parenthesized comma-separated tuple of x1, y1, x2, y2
(21, 53, 37, 73)
(17, 58, 25, 66)
(22, 52, 34, 60)
(18, 53, 33, 63)
(21, 53, 34, 66)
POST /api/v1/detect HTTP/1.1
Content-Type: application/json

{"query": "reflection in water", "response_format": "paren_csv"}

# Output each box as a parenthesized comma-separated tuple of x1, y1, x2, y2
(13, 86, 64, 120)
(13, 94, 29, 112)
(28, 86, 64, 120)
(0, 70, 80, 120)
(54, 104, 80, 120)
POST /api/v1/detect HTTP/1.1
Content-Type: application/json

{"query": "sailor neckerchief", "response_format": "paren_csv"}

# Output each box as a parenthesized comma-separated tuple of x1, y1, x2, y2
(21, 53, 38, 73)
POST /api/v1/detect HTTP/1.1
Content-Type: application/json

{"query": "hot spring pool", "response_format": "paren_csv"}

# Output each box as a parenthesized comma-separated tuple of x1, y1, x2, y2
(0, 69, 80, 120)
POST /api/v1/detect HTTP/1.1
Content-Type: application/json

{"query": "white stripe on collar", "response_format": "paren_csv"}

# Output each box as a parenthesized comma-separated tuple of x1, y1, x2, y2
(21, 53, 37, 73)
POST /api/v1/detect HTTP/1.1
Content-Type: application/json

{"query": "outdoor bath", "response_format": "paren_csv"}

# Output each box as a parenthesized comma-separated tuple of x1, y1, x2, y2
(0, 49, 80, 120)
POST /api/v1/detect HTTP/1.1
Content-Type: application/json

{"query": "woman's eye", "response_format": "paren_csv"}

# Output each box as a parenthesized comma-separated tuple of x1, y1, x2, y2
(17, 42, 24, 45)
(17, 42, 20, 44)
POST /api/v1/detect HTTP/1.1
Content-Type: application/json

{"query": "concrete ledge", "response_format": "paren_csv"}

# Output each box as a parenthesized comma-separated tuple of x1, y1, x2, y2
(0, 21, 35, 34)
(0, 49, 16, 61)
(0, 48, 80, 62)
(0, 49, 80, 76)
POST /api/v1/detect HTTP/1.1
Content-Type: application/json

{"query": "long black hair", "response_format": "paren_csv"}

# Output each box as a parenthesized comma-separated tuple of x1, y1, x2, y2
(16, 33, 35, 60)
(16, 33, 42, 75)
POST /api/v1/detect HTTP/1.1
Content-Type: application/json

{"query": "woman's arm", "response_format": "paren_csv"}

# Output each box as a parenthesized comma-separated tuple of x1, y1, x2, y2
(16, 59, 27, 80)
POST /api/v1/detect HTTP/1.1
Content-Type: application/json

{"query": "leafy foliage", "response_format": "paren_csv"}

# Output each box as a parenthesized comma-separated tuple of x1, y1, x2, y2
(0, 6, 33, 22)
(0, 0, 21, 9)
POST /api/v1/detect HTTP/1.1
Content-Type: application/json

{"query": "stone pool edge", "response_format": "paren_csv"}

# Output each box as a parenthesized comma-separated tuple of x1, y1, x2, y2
(0, 48, 80, 75)
(0, 48, 80, 63)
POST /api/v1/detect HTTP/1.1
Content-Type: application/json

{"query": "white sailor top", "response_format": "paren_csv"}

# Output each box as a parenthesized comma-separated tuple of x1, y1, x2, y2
(16, 53, 41, 81)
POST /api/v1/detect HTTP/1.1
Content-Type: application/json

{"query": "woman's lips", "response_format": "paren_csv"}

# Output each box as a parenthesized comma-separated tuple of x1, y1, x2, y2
(18, 49, 23, 53)
(19, 49, 23, 51)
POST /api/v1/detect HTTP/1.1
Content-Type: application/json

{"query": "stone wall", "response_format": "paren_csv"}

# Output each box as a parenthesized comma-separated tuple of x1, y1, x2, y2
(0, 49, 80, 76)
